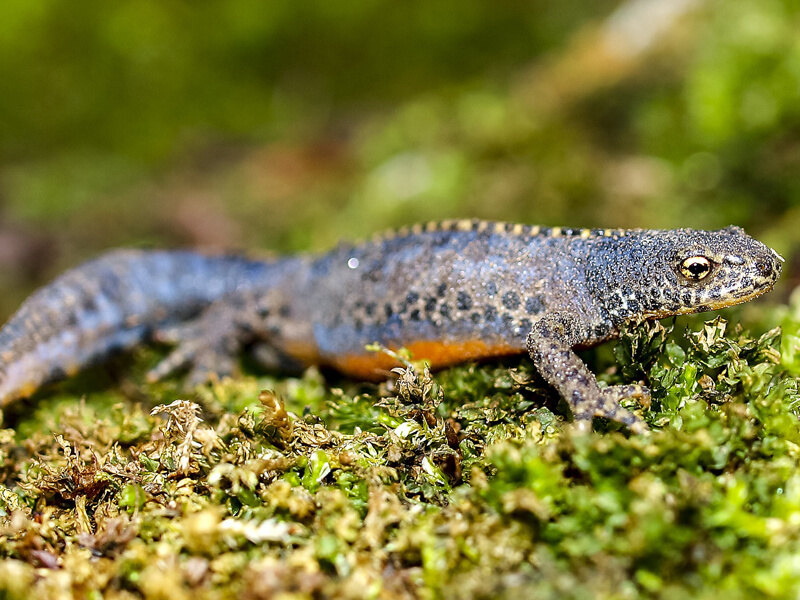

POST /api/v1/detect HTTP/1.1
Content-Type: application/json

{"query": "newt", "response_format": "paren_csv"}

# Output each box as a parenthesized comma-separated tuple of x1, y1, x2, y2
(0, 220, 782, 432)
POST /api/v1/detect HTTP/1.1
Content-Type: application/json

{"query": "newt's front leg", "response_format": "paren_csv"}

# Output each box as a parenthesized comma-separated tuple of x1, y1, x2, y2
(525, 312, 649, 434)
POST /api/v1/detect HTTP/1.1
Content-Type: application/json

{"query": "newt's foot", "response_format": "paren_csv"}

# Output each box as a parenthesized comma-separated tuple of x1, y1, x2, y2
(572, 384, 650, 434)
(147, 315, 245, 387)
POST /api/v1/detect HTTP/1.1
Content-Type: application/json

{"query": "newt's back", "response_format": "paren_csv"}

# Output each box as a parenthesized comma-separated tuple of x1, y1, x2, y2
(299, 222, 611, 376)
(286, 220, 781, 378)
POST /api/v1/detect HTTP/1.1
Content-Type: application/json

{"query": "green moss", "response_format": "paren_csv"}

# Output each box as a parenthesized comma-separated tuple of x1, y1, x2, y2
(0, 308, 796, 598)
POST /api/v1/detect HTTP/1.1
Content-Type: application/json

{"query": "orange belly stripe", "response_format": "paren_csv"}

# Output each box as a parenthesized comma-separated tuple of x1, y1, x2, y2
(329, 339, 521, 380)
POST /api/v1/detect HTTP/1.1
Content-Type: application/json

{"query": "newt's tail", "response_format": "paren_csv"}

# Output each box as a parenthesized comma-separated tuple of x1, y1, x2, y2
(0, 249, 269, 407)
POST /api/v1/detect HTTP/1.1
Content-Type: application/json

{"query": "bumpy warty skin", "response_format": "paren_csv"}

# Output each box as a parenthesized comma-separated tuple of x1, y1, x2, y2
(0, 220, 782, 432)
(299, 224, 781, 358)
(582, 227, 782, 324)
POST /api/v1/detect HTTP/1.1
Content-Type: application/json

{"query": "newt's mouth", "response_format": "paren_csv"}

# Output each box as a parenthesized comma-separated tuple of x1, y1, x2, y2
(694, 283, 777, 313)
(642, 282, 777, 320)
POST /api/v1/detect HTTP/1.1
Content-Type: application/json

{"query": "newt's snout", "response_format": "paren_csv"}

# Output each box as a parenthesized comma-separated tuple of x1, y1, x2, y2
(756, 249, 783, 280)
(744, 245, 782, 293)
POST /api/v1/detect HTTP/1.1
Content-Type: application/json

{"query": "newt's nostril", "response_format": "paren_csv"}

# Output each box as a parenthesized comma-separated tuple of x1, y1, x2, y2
(755, 260, 772, 277)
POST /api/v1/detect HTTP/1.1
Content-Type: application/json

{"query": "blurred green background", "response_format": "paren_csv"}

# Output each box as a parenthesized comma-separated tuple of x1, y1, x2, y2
(1, 0, 799, 316)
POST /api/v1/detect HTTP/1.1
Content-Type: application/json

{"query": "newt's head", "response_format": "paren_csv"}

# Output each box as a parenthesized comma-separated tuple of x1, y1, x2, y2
(586, 226, 782, 323)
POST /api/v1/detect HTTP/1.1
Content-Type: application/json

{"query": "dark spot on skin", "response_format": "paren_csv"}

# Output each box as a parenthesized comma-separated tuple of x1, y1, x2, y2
(365, 303, 376, 317)
(710, 289, 721, 300)
(310, 259, 331, 278)
(440, 303, 451, 318)
(437, 283, 448, 297)
(425, 297, 437, 313)
(353, 318, 364, 331)
(525, 296, 544, 315)
(681, 291, 692, 306)
(457, 292, 472, 311)
(257, 305, 270, 318)
(80, 296, 97, 313)
(627, 298, 640, 314)
(471, 312, 482, 324)
(502, 313, 516, 329)
(239, 322, 256, 335)
(696, 304, 710, 312)
(502, 292, 520, 310)
(385, 304, 394, 318)
(99, 277, 121, 300)
(279, 305, 291, 318)
(519, 318, 532, 333)
(485, 282, 498, 297)
(409, 309, 421, 321)
(406, 291, 419, 305)
(594, 325, 608, 339)
(484, 306, 497, 321)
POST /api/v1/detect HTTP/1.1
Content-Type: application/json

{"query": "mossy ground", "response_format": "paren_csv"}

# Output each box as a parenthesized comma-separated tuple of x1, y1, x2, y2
(0, 292, 798, 599)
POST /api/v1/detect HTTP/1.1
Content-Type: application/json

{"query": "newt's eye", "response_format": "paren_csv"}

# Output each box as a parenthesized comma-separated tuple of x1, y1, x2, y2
(680, 256, 712, 281)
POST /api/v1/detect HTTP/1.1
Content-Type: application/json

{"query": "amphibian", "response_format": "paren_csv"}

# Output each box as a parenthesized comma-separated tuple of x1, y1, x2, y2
(0, 220, 782, 432)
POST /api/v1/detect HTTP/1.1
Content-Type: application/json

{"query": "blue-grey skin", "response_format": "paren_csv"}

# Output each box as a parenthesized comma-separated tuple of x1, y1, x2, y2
(0, 220, 783, 433)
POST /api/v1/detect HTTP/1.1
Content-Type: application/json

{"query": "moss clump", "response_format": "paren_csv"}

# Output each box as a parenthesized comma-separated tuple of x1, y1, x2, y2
(0, 304, 797, 599)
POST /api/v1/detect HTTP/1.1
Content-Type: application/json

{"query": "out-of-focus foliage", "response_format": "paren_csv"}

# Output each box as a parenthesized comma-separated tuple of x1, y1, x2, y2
(1, 0, 800, 598)
(0, 0, 799, 312)
(0, 0, 618, 159)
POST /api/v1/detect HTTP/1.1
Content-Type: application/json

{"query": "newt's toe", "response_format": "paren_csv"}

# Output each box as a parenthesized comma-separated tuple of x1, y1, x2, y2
(594, 384, 650, 433)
